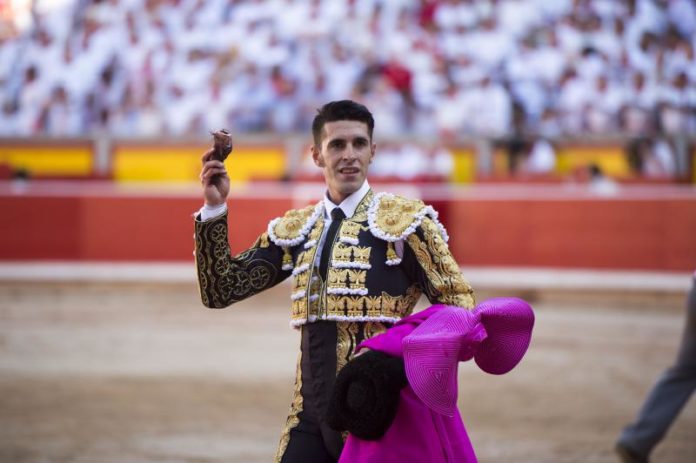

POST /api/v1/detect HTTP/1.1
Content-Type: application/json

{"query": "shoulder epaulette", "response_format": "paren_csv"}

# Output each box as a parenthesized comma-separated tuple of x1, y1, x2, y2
(367, 192, 449, 243)
(267, 202, 323, 248)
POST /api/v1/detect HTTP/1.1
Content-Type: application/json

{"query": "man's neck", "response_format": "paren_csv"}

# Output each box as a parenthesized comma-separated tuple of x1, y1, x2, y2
(323, 181, 370, 219)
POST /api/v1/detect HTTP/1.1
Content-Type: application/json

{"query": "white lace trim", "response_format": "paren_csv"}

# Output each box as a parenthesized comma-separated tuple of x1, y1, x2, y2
(291, 263, 310, 276)
(367, 192, 449, 243)
(326, 287, 369, 296)
(290, 314, 401, 328)
(282, 263, 293, 271)
(309, 294, 319, 301)
(268, 202, 324, 248)
(290, 290, 306, 301)
(385, 257, 402, 266)
(332, 261, 372, 270)
(339, 236, 359, 245)
(290, 315, 318, 328)
(304, 239, 317, 249)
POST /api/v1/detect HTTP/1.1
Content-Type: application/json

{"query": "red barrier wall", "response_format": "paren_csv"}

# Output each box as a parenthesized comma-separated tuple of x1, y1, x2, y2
(448, 199, 696, 270)
(0, 186, 292, 261)
(2, 183, 695, 270)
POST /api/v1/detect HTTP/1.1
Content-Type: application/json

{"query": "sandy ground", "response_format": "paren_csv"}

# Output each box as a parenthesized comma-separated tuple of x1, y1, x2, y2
(0, 282, 694, 463)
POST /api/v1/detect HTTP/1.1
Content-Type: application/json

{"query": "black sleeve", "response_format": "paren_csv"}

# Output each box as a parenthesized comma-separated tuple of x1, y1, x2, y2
(403, 217, 475, 309)
(194, 212, 291, 308)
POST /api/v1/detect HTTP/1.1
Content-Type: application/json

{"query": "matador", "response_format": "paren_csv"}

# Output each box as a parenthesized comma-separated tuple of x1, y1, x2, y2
(194, 100, 475, 463)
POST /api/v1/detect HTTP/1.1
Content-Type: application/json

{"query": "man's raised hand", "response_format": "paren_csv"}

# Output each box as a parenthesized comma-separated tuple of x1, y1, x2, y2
(200, 129, 233, 206)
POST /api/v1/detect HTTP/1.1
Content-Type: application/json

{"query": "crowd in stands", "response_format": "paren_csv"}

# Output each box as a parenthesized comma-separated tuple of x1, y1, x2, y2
(0, 0, 694, 177)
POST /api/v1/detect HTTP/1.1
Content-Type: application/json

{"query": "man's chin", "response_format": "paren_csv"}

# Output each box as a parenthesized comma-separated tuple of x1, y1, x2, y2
(339, 179, 363, 194)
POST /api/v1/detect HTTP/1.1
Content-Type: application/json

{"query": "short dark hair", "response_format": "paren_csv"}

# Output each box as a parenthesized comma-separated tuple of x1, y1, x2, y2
(311, 100, 375, 147)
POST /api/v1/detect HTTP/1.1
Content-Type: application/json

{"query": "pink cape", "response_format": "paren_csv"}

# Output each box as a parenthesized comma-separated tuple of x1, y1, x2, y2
(338, 298, 535, 463)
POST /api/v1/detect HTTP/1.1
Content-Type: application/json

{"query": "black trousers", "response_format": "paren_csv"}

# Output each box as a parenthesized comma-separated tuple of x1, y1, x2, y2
(280, 413, 341, 463)
(280, 321, 344, 463)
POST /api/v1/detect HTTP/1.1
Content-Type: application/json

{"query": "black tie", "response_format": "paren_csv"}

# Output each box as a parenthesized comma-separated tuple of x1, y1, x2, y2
(319, 208, 346, 280)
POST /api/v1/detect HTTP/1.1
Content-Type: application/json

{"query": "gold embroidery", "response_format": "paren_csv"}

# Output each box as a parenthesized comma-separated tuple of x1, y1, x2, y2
(327, 295, 347, 313)
(374, 195, 425, 237)
(340, 221, 362, 242)
(293, 271, 309, 291)
(332, 243, 353, 263)
(381, 292, 398, 315)
(352, 246, 371, 264)
(291, 298, 307, 318)
(274, 351, 304, 462)
(364, 321, 388, 341)
(351, 191, 373, 222)
(364, 296, 381, 317)
(308, 221, 323, 240)
(195, 214, 279, 308)
(282, 247, 292, 268)
(406, 218, 475, 309)
(386, 241, 398, 261)
(328, 269, 349, 288)
(290, 288, 423, 324)
(346, 297, 365, 317)
(253, 232, 270, 248)
(327, 268, 367, 291)
(296, 250, 312, 267)
(347, 269, 367, 290)
(396, 285, 421, 317)
(336, 322, 360, 373)
(272, 205, 317, 241)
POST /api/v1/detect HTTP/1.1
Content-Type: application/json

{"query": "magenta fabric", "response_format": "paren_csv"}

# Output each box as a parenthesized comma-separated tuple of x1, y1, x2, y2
(339, 298, 535, 463)
(338, 387, 477, 463)
(404, 298, 535, 416)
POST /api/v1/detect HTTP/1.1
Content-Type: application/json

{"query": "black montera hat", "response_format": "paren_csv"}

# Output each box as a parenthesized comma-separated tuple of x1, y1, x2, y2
(325, 350, 408, 440)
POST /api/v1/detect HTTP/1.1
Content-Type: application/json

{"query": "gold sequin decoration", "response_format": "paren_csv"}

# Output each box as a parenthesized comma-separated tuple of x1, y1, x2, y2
(346, 297, 365, 317)
(327, 295, 347, 313)
(336, 322, 360, 373)
(352, 246, 371, 264)
(406, 218, 475, 309)
(328, 269, 349, 289)
(339, 221, 362, 242)
(380, 292, 398, 315)
(332, 243, 353, 263)
(374, 195, 425, 237)
(282, 247, 292, 268)
(386, 241, 398, 261)
(308, 221, 323, 240)
(364, 321, 389, 341)
(272, 205, 316, 241)
(364, 296, 382, 317)
(293, 271, 309, 291)
(291, 298, 307, 318)
(347, 269, 367, 290)
(274, 351, 304, 462)
(351, 190, 373, 222)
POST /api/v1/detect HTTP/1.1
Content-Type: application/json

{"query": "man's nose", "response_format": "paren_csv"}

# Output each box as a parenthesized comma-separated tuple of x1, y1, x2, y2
(342, 143, 357, 160)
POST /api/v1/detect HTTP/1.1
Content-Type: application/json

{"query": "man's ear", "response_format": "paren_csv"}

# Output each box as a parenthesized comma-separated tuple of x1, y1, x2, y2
(370, 143, 376, 163)
(312, 145, 325, 167)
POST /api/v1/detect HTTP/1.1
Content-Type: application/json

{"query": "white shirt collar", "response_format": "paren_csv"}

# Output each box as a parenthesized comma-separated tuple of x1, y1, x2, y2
(323, 180, 370, 220)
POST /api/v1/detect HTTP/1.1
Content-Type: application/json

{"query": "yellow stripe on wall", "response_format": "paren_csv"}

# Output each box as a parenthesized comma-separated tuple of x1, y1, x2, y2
(0, 146, 93, 176)
(113, 145, 287, 182)
(556, 145, 630, 177)
(450, 148, 476, 183)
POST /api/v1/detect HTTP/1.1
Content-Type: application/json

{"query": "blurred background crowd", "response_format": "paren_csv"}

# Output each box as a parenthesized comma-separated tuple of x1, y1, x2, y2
(0, 0, 694, 179)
